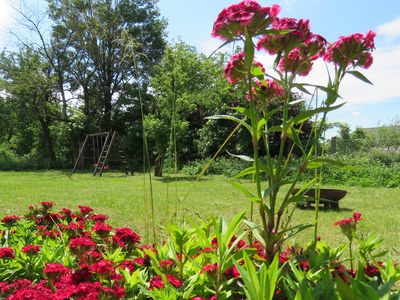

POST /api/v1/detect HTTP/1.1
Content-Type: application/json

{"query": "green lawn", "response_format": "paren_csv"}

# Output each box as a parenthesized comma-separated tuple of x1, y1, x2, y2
(0, 171, 399, 259)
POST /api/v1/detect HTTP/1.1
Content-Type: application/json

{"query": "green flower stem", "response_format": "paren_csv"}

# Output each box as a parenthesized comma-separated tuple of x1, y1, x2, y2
(349, 239, 354, 270)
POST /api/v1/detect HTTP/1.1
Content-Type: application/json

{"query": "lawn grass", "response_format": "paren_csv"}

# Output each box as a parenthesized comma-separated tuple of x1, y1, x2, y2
(0, 170, 399, 259)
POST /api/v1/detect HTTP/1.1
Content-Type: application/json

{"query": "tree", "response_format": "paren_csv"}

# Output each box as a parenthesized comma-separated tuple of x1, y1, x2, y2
(376, 119, 400, 153)
(47, 0, 166, 131)
(147, 42, 241, 176)
(0, 48, 61, 166)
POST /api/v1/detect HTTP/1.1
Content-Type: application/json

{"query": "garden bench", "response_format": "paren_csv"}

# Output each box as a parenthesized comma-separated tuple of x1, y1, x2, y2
(292, 188, 347, 210)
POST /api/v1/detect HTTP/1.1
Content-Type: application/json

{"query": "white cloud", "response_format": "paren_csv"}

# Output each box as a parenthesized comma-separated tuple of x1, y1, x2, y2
(351, 111, 361, 117)
(377, 17, 400, 40)
(199, 37, 236, 56)
(0, 1, 17, 47)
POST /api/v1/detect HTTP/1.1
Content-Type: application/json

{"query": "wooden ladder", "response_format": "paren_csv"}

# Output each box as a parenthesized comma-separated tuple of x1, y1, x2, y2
(93, 131, 116, 176)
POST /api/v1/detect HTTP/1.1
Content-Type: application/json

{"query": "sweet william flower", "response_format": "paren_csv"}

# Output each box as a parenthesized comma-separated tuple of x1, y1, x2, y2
(21, 244, 40, 255)
(257, 17, 311, 54)
(0, 247, 15, 259)
(224, 52, 264, 84)
(353, 212, 362, 221)
(249, 79, 283, 103)
(40, 201, 55, 209)
(212, 1, 280, 41)
(167, 274, 183, 288)
(43, 263, 70, 280)
(324, 31, 376, 69)
(78, 205, 93, 215)
(149, 275, 164, 289)
(1, 215, 19, 226)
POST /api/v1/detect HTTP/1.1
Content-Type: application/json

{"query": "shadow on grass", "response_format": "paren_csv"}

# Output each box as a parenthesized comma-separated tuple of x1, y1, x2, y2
(297, 205, 353, 212)
(154, 175, 208, 183)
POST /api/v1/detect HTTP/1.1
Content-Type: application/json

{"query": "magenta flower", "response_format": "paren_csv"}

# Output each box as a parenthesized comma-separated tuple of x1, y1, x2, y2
(257, 18, 311, 54)
(353, 212, 362, 221)
(324, 31, 376, 69)
(212, 1, 280, 41)
(224, 52, 264, 84)
(248, 79, 283, 103)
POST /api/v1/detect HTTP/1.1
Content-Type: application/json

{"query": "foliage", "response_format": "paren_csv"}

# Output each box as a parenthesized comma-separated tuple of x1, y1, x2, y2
(301, 154, 400, 188)
(180, 156, 252, 177)
(0, 203, 399, 299)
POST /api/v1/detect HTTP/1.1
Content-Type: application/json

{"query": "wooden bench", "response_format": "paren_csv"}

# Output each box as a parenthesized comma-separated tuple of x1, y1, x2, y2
(292, 188, 347, 210)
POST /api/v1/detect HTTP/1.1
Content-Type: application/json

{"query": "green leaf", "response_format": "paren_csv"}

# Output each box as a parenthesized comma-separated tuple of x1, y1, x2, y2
(244, 33, 255, 71)
(293, 83, 312, 95)
(306, 158, 356, 170)
(347, 70, 373, 85)
(226, 180, 256, 199)
(336, 277, 358, 300)
(206, 115, 252, 134)
(235, 166, 256, 178)
(291, 102, 346, 125)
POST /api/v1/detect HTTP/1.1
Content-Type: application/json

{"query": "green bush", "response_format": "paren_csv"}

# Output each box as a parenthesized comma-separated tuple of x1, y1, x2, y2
(302, 154, 400, 188)
(180, 156, 251, 177)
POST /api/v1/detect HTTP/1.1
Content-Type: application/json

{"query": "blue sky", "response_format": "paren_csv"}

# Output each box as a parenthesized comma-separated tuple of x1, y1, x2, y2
(1, 0, 400, 132)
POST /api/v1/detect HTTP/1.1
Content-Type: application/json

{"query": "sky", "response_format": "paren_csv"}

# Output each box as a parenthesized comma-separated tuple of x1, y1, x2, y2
(1, 0, 400, 133)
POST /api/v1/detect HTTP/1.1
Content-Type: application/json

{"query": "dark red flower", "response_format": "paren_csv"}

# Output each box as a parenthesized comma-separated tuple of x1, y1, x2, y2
(90, 260, 114, 276)
(160, 259, 174, 268)
(149, 275, 164, 290)
(167, 274, 183, 288)
(1, 215, 19, 226)
(90, 214, 108, 222)
(78, 205, 93, 215)
(114, 227, 141, 248)
(21, 244, 40, 255)
(202, 263, 218, 274)
(41, 201, 55, 209)
(224, 265, 241, 278)
(69, 237, 96, 253)
(119, 260, 135, 273)
(364, 263, 380, 278)
(0, 247, 15, 259)
(91, 222, 112, 238)
(43, 263, 70, 280)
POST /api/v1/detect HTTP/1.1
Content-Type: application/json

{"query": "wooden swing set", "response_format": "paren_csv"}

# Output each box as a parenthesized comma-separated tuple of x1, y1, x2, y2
(71, 131, 132, 176)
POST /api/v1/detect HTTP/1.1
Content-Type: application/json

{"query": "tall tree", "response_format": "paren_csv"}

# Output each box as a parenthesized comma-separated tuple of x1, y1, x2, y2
(47, 0, 166, 131)
(0, 48, 61, 165)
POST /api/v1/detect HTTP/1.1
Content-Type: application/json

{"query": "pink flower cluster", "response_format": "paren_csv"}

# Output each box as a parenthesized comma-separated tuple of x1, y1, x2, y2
(324, 31, 376, 69)
(212, 0, 280, 41)
(224, 52, 265, 84)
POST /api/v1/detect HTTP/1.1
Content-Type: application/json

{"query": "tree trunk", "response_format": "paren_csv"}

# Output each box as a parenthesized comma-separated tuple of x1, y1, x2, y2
(39, 118, 56, 167)
(101, 89, 112, 132)
(154, 154, 163, 177)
